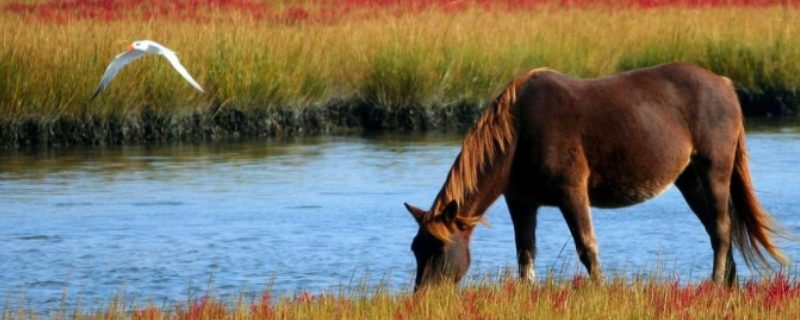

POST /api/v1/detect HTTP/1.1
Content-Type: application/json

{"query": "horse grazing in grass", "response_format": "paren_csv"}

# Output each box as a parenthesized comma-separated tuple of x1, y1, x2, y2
(405, 63, 788, 290)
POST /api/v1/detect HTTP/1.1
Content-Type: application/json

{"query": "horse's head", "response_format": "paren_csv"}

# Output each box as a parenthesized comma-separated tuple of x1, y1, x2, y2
(405, 201, 476, 291)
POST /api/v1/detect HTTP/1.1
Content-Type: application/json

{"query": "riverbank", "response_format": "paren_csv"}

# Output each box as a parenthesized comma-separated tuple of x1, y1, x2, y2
(2, 1, 800, 147)
(2, 96, 798, 148)
(0, 101, 486, 147)
(5, 274, 800, 319)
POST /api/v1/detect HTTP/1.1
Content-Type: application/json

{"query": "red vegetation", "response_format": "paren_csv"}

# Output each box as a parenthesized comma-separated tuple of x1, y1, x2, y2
(570, 274, 588, 289)
(250, 292, 275, 319)
(551, 287, 570, 312)
(460, 291, 481, 319)
(392, 296, 417, 320)
(4, 0, 266, 22)
(644, 274, 800, 318)
(4, 0, 800, 23)
(756, 273, 800, 310)
(174, 297, 226, 320)
(647, 280, 723, 318)
(295, 291, 313, 303)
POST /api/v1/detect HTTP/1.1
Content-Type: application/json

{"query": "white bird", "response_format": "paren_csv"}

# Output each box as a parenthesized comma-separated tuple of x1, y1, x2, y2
(90, 40, 204, 100)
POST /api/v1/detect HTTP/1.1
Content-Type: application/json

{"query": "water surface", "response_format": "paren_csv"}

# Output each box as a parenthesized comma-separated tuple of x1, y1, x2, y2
(1, 128, 799, 311)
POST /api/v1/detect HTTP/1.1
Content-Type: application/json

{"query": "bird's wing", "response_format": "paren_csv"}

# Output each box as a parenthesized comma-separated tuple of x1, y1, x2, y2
(90, 50, 146, 100)
(160, 51, 204, 92)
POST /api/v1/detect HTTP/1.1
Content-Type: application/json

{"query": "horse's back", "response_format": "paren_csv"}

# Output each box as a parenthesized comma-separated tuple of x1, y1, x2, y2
(511, 63, 743, 207)
(517, 63, 740, 124)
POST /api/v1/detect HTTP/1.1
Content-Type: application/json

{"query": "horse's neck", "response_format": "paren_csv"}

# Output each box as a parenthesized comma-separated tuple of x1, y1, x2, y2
(430, 84, 519, 218)
(433, 150, 514, 218)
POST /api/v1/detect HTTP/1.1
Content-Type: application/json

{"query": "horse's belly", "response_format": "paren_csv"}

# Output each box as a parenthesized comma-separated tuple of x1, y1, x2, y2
(584, 135, 693, 208)
(588, 178, 674, 208)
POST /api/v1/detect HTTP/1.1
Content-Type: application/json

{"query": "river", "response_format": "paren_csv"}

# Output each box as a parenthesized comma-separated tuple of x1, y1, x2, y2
(1, 127, 799, 311)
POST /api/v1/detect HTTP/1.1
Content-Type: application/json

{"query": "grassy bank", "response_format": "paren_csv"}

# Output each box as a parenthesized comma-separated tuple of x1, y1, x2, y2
(2, 1, 800, 147)
(5, 274, 800, 319)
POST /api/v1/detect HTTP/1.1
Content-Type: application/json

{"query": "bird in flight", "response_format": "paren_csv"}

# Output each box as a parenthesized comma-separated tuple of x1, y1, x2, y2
(90, 40, 204, 100)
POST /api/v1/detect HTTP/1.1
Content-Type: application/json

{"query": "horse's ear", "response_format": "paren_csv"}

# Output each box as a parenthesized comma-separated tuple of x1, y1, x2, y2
(404, 202, 425, 223)
(441, 200, 459, 225)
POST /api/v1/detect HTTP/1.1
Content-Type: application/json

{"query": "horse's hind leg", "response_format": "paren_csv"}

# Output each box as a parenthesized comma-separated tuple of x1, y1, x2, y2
(675, 162, 737, 285)
(506, 197, 539, 283)
(558, 187, 602, 280)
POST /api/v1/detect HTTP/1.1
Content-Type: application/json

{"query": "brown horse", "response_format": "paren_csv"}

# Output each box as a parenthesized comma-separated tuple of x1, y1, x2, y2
(405, 62, 788, 290)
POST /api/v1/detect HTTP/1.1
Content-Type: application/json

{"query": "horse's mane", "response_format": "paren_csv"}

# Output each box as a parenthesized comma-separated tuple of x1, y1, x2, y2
(424, 71, 538, 242)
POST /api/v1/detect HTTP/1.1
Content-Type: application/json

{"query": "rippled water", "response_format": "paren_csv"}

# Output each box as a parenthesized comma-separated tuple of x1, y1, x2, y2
(1, 128, 799, 311)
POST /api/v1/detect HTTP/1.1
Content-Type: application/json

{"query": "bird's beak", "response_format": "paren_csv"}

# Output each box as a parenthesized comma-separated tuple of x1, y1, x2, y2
(127, 43, 134, 51)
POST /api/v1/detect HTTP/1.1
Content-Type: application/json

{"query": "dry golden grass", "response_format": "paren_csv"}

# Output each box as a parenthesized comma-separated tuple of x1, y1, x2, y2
(2, 4, 799, 123)
(5, 274, 800, 319)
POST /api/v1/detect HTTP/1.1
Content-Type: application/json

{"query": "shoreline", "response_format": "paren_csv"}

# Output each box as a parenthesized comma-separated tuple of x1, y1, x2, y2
(1, 91, 797, 149)
(0, 100, 486, 148)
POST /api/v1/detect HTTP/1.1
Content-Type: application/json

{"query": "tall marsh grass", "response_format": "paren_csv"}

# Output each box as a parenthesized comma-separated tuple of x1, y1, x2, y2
(4, 274, 800, 319)
(2, 1, 800, 146)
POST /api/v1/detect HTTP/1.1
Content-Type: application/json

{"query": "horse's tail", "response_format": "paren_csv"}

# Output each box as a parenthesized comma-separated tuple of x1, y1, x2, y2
(729, 128, 790, 269)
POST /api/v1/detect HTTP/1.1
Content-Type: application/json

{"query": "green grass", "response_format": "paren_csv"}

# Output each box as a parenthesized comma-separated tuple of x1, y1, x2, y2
(1, 4, 800, 146)
(5, 273, 800, 319)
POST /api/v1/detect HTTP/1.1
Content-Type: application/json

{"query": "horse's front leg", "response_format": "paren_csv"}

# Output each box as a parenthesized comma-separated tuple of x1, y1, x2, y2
(505, 197, 539, 283)
(558, 187, 603, 280)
